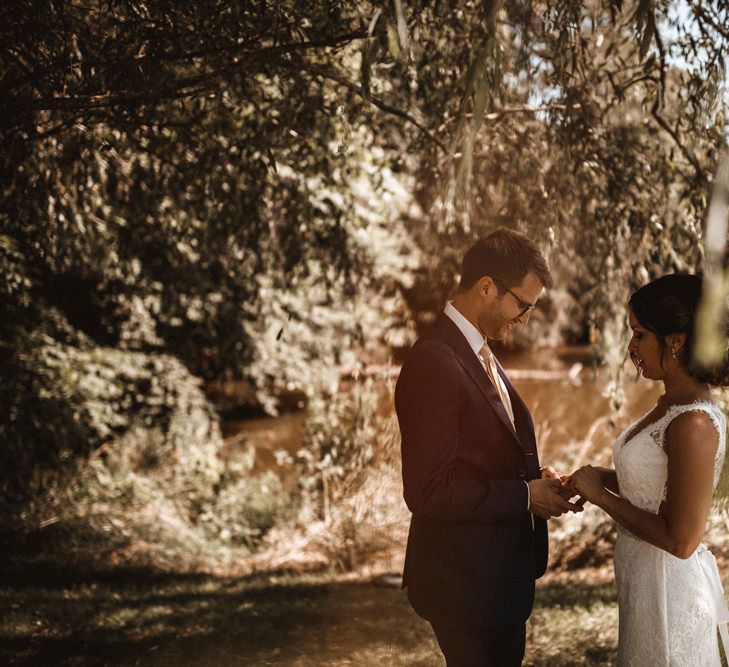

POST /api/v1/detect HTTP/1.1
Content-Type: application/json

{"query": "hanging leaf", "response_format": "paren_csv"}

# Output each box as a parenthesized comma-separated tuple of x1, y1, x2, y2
(447, 0, 505, 208)
(643, 52, 656, 73)
(393, 0, 410, 56)
(361, 8, 383, 102)
(386, 20, 401, 60)
(633, 0, 655, 60)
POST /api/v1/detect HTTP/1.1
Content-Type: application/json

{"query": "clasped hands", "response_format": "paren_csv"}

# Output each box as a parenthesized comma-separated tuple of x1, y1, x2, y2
(528, 465, 605, 520)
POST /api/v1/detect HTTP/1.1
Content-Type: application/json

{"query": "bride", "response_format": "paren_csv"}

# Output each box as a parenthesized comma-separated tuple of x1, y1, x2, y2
(569, 274, 729, 666)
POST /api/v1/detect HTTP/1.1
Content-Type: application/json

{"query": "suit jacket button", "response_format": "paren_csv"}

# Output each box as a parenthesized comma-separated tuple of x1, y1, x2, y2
(518, 470, 526, 479)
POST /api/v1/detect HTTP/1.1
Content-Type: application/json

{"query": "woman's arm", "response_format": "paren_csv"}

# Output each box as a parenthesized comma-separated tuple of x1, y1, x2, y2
(594, 466, 619, 494)
(571, 411, 718, 559)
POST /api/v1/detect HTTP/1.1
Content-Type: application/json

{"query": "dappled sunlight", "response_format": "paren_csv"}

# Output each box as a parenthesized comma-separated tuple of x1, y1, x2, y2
(1, 549, 627, 667)
(3, 0, 729, 664)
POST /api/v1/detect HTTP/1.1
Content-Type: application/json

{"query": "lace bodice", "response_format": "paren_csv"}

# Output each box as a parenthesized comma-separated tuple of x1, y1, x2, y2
(613, 401, 726, 514)
(612, 400, 728, 666)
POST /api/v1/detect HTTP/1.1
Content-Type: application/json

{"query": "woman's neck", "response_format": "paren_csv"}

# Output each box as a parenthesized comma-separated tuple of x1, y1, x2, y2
(661, 370, 712, 405)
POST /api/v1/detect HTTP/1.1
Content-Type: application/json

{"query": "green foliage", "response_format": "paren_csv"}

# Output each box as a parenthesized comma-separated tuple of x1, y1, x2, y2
(291, 377, 403, 570)
(0, 1, 415, 550)
(2, 311, 217, 490)
(2, 0, 729, 562)
(296, 377, 398, 519)
(0, 304, 290, 554)
(198, 470, 292, 548)
(390, 2, 725, 357)
(2, 2, 727, 361)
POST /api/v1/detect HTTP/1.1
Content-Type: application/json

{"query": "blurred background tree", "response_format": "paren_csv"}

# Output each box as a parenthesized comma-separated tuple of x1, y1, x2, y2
(0, 0, 726, 563)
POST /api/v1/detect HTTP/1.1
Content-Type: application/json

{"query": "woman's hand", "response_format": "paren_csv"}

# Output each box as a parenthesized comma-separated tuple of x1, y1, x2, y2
(569, 465, 607, 505)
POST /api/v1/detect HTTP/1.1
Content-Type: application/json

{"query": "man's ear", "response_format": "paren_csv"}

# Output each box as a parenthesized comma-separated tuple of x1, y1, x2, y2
(477, 276, 495, 298)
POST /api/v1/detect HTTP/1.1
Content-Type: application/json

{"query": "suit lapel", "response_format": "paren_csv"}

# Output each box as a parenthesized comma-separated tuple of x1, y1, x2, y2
(433, 314, 530, 453)
(454, 346, 520, 439)
(495, 358, 541, 476)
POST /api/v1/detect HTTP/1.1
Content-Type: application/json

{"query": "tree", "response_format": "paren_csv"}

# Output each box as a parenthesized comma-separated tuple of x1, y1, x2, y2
(0, 2, 417, 524)
(1, 0, 726, 539)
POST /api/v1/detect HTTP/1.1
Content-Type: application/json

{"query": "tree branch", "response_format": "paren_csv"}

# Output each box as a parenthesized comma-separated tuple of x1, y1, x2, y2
(434, 103, 583, 132)
(692, 3, 729, 41)
(646, 18, 704, 183)
(650, 111, 705, 183)
(0, 30, 369, 116)
(651, 20, 666, 113)
(292, 61, 448, 153)
(483, 103, 583, 120)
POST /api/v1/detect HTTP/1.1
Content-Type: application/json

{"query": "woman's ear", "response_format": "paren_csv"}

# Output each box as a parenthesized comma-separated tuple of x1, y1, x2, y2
(666, 332, 687, 353)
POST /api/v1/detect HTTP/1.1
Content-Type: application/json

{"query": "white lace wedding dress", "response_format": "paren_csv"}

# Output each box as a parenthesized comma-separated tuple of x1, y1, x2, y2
(613, 401, 729, 666)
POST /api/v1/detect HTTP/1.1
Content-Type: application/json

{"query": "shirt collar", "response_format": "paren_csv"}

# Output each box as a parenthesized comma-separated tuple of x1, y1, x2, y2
(444, 301, 488, 358)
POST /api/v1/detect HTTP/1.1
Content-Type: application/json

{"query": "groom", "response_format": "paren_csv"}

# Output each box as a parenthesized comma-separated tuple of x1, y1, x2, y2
(395, 228, 577, 666)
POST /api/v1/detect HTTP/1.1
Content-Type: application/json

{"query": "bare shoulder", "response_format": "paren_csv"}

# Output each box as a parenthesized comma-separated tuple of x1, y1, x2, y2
(665, 407, 720, 458)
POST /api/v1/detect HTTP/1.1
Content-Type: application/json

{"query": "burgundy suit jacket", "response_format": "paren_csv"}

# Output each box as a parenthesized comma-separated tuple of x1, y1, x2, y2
(395, 313, 548, 628)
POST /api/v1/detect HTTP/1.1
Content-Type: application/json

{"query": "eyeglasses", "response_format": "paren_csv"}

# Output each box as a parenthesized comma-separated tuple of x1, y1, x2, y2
(505, 287, 537, 318)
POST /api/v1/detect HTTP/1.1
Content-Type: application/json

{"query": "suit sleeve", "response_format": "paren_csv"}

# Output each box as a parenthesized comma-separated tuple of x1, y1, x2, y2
(396, 342, 529, 524)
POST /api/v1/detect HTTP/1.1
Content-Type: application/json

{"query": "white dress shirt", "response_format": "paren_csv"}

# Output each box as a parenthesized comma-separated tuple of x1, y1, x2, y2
(443, 301, 531, 509)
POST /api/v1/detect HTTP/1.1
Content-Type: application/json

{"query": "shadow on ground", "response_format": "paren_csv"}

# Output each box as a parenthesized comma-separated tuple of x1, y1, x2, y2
(0, 530, 620, 666)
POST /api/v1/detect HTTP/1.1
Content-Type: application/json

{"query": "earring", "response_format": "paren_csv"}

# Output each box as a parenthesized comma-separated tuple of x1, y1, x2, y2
(671, 348, 677, 360)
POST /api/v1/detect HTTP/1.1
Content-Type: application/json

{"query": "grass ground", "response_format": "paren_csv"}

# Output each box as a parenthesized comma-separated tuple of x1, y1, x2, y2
(1, 540, 621, 667)
(5, 531, 729, 666)
(3, 506, 727, 666)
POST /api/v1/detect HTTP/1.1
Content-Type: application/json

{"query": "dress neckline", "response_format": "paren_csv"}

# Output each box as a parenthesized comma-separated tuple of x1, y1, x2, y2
(620, 399, 720, 449)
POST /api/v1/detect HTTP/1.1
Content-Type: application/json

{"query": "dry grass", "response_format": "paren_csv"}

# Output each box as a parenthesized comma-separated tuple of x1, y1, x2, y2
(0, 541, 624, 667)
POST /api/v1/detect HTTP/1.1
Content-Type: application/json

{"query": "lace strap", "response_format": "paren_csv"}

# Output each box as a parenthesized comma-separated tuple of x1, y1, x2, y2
(650, 402, 727, 501)
(649, 402, 726, 451)
(666, 402, 725, 439)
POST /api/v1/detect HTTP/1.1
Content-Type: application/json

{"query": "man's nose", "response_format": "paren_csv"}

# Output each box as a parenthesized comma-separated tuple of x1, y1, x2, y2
(516, 311, 531, 325)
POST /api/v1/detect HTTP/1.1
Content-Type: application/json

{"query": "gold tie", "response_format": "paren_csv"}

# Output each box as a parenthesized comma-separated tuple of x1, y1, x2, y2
(480, 345, 515, 428)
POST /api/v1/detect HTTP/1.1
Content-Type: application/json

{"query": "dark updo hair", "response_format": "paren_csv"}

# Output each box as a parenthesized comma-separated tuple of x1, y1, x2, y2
(629, 273, 729, 386)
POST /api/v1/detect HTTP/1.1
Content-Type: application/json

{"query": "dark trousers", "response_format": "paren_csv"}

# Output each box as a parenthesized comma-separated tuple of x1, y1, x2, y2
(430, 618, 526, 667)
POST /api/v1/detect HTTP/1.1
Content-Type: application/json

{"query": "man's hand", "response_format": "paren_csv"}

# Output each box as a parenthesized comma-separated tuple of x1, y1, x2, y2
(541, 466, 575, 501)
(541, 465, 566, 482)
(528, 478, 583, 519)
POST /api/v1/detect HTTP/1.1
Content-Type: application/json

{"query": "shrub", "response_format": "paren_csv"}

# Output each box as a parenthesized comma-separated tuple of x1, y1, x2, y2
(288, 376, 408, 570)
(1, 308, 293, 565)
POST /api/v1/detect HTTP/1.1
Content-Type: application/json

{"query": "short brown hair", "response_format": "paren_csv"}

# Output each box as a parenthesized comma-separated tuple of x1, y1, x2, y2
(458, 228, 553, 292)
